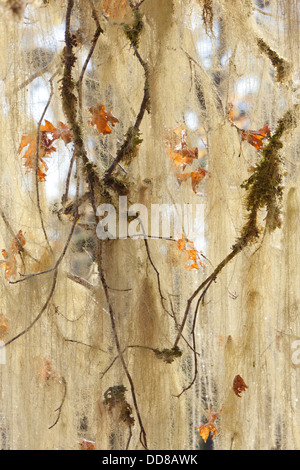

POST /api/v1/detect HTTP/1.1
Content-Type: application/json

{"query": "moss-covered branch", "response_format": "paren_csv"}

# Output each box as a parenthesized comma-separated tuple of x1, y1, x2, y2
(175, 106, 299, 349)
(257, 38, 291, 83)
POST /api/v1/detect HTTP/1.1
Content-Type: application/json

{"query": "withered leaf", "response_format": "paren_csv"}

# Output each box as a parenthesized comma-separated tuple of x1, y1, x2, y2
(88, 104, 119, 135)
(233, 374, 248, 398)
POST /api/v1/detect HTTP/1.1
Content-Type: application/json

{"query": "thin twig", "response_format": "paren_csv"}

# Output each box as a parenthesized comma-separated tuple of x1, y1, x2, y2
(48, 377, 67, 430)
(77, 0, 103, 111)
(96, 241, 148, 450)
(3, 269, 58, 348)
(35, 72, 58, 251)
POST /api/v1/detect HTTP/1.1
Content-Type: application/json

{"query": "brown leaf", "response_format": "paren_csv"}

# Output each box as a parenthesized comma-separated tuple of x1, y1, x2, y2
(80, 439, 96, 450)
(233, 374, 248, 397)
(0, 250, 16, 281)
(177, 167, 208, 194)
(165, 126, 199, 170)
(176, 234, 206, 270)
(0, 314, 9, 340)
(196, 405, 222, 443)
(88, 104, 119, 135)
(228, 103, 271, 150)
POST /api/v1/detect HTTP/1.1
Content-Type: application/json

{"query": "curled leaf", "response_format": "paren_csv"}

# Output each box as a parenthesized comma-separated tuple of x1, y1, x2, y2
(176, 234, 206, 270)
(196, 405, 222, 443)
(233, 374, 248, 397)
(228, 103, 271, 150)
(0, 314, 9, 340)
(165, 126, 199, 170)
(88, 104, 119, 135)
(80, 439, 96, 450)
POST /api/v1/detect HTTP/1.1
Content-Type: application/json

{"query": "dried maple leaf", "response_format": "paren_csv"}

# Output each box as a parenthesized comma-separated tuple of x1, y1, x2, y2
(196, 405, 223, 444)
(177, 167, 208, 194)
(0, 314, 9, 340)
(47, 120, 72, 146)
(11, 230, 26, 255)
(228, 103, 271, 150)
(88, 104, 119, 135)
(233, 374, 248, 397)
(80, 439, 96, 450)
(241, 125, 271, 150)
(165, 126, 199, 170)
(176, 234, 206, 270)
(19, 120, 71, 182)
(18, 130, 55, 182)
(0, 249, 16, 281)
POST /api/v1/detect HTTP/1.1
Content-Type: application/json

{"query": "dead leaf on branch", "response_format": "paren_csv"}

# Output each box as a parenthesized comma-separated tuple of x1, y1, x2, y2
(18, 120, 72, 182)
(165, 126, 208, 193)
(228, 103, 271, 150)
(176, 234, 206, 271)
(177, 167, 208, 194)
(0, 230, 26, 281)
(196, 405, 223, 443)
(165, 125, 199, 170)
(88, 104, 120, 135)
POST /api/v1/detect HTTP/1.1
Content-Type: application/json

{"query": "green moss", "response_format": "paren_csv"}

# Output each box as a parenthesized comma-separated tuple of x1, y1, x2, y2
(121, 126, 143, 165)
(257, 38, 290, 83)
(104, 385, 135, 427)
(123, 9, 143, 48)
(153, 346, 182, 364)
(238, 108, 297, 245)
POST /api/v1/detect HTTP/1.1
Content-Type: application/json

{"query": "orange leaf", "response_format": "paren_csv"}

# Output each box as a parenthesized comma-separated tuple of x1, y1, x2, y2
(100, 0, 129, 20)
(40, 119, 56, 133)
(36, 358, 56, 382)
(233, 374, 248, 397)
(52, 121, 72, 146)
(165, 126, 199, 170)
(177, 168, 207, 193)
(88, 104, 119, 135)
(80, 439, 96, 450)
(0, 314, 9, 340)
(228, 104, 271, 150)
(196, 405, 222, 443)
(11, 230, 26, 254)
(176, 235, 206, 270)
(241, 125, 271, 150)
(18, 119, 71, 182)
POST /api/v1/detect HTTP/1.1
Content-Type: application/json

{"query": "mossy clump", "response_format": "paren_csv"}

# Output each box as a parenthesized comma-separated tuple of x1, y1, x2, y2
(121, 126, 143, 166)
(257, 38, 291, 83)
(153, 346, 183, 364)
(103, 385, 135, 428)
(238, 108, 297, 245)
(123, 9, 144, 48)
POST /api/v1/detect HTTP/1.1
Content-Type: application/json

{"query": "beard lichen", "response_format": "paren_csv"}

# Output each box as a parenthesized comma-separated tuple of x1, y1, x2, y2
(239, 108, 297, 245)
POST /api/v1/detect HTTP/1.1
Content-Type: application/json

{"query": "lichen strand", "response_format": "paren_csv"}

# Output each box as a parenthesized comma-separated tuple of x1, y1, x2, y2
(200, 0, 214, 35)
(257, 38, 291, 83)
(239, 108, 298, 245)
